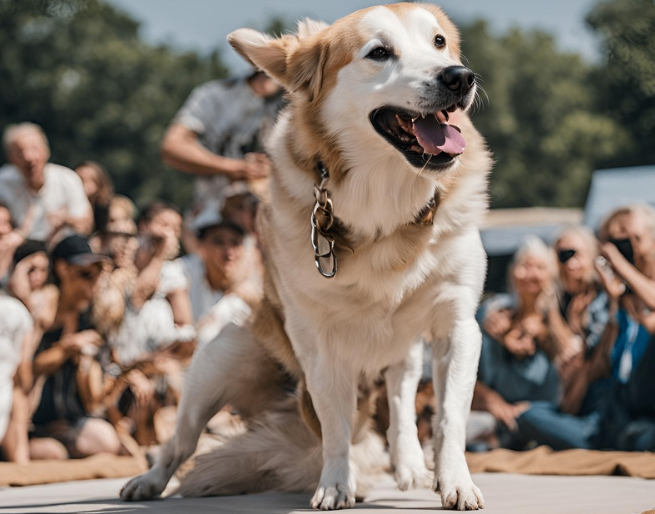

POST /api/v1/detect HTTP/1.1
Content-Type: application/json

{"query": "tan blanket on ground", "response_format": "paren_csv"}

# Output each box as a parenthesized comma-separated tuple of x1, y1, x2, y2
(0, 454, 148, 487)
(0, 448, 653, 487)
(466, 447, 655, 478)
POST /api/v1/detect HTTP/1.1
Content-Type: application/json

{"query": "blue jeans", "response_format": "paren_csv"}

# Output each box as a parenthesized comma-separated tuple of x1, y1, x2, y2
(516, 401, 600, 450)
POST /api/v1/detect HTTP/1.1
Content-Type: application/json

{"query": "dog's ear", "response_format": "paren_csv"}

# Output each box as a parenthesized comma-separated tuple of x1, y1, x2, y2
(227, 29, 299, 84)
(296, 18, 329, 39)
(228, 27, 327, 102)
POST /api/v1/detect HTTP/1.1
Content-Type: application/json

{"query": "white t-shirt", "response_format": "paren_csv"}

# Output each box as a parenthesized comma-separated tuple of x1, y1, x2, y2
(0, 295, 33, 440)
(166, 254, 224, 323)
(167, 254, 251, 348)
(0, 163, 91, 241)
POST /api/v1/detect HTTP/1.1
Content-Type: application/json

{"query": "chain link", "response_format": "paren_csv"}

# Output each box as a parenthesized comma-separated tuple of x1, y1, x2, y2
(310, 167, 337, 278)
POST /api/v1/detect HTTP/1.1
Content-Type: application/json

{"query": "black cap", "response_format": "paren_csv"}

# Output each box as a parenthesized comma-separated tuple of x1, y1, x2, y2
(52, 235, 109, 266)
(192, 210, 245, 240)
(12, 239, 48, 268)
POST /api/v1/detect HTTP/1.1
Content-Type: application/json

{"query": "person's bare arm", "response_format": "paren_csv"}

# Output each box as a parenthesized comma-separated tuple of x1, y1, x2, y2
(602, 242, 655, 310)
(471, 381, 530, 431)
(160, 123, 269, 180)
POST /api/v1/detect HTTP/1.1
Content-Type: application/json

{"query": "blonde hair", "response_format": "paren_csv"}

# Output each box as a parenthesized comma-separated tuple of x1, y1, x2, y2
(3, 122, 49, 154)
(599, 203, 655, 241)
(553, 225, 599, 259)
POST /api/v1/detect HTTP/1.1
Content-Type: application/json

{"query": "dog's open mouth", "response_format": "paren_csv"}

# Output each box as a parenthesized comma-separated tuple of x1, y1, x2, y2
(370, 106, 465, 169)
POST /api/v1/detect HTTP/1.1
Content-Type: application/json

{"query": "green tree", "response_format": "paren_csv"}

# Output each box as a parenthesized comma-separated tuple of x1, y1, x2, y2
(460, 20, 628, 208)
(587, 0, 655, 168)
(0, 0, 229, 208)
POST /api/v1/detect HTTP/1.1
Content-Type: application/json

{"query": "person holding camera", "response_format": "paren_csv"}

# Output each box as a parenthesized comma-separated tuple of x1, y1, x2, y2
(594, 204, 655, 450)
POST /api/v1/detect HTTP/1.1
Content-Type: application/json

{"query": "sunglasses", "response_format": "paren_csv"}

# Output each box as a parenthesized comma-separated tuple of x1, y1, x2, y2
(557, 249, 576, 263)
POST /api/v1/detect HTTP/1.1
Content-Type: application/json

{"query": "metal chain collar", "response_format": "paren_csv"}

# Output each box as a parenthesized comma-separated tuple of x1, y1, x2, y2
(311, 163, 338, 278)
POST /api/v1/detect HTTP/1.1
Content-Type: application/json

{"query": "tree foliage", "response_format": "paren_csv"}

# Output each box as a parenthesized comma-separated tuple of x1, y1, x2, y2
(587, 0, 655, 168)
(460, 20, 628, 208)
(0, 0, 229, 208)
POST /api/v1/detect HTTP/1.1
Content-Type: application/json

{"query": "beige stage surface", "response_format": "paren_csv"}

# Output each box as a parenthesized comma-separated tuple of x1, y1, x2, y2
(0, 473, 653, 514)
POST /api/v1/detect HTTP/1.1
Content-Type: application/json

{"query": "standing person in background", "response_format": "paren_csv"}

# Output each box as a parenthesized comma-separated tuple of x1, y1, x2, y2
(74, 161, 114, 234)
(0, 123, 92, 242)
(160, 69, 284, 234)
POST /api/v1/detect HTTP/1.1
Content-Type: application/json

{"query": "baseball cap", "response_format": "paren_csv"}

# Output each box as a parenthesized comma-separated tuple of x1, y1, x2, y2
(192, 208, 245, 240)
(51, 234, 110, 267)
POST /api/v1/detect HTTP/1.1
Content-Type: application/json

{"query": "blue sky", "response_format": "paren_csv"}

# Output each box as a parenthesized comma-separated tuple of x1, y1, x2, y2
(105, 0, 601, 73)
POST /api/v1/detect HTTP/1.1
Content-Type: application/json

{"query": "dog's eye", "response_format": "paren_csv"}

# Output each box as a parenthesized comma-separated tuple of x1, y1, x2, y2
(434, 35, 446, 49)
(366, 47, 391, 61)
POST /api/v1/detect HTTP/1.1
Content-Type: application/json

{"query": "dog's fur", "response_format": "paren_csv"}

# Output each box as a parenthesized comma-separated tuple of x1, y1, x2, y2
(121, 3, 491, 510)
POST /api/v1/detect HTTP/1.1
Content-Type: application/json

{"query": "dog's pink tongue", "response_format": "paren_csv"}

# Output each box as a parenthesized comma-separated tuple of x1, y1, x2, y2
(413, 117, 466, 156)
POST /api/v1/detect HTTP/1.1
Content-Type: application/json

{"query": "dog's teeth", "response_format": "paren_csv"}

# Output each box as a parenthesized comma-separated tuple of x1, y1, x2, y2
(442, 110, 450, 122)
(412, 116, 418, 123)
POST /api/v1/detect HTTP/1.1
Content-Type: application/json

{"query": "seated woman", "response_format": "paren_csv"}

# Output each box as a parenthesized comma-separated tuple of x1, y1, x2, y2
(30, 235, 121, 459)
(595, 204, 655, 450)
(514, 226, 614, 449)
(470, 236, 573, 450)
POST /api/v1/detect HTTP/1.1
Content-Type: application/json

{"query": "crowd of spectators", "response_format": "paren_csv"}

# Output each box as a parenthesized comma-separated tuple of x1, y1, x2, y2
(1, 118, 654, 467)
(0, 122, 260, 462)
(469, 208, 655, 452)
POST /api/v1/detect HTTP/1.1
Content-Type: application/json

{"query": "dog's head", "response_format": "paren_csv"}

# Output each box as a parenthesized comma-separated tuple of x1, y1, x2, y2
(228, 3, 476, 175)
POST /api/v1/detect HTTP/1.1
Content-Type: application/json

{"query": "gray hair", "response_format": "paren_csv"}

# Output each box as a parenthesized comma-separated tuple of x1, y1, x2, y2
(510, 235, 557, 279)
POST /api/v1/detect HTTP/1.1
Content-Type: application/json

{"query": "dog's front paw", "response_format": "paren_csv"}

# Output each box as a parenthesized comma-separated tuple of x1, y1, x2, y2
(394, 459, 433, 491)
(120, 470, 167, 501)
(310, 463, 356, 511)
(310, 482, 356, 510)
(434, 472, 485, 510)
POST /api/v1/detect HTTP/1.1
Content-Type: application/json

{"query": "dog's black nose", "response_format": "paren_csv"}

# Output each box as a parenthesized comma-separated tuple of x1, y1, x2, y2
(439, 66, 475, 95)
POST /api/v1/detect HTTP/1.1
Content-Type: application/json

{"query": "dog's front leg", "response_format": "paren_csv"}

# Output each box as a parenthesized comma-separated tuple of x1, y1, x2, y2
(385, 339, 432, 490)
(432, 299, 484, 510)
(305, 357, 357, 510)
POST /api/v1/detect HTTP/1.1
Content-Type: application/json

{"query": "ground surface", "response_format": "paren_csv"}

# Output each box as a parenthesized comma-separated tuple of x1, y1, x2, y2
(0, 473, 653, 514)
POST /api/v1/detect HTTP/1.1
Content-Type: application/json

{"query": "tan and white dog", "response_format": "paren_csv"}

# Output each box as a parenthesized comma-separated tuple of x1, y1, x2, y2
(121, 3, 491, 510)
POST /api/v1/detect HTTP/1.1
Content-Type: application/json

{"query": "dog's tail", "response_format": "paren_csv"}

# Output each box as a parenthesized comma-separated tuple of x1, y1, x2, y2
(175, 400, 388, 498)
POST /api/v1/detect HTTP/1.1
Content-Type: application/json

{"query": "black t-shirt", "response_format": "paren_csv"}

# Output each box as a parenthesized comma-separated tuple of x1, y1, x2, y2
(31, 310, 94, 426)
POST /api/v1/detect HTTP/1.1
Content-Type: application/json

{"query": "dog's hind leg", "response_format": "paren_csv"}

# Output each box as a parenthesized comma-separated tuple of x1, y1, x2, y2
(385, 339, 432, 491)
(431, 296, 484, 510)
(120, 322, 288, 501)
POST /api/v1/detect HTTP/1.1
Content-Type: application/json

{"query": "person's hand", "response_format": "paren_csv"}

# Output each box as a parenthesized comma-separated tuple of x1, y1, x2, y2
(482, 308, 512, 341)
(236, 152, 270, 180)
(127, 369, 155, 406)
(595, 254, 627, 300)
(0, 229, 24, 254)
(61, 330, 103, 356)
(487, 396, 530, 431)
(503, 326, 537, 359)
